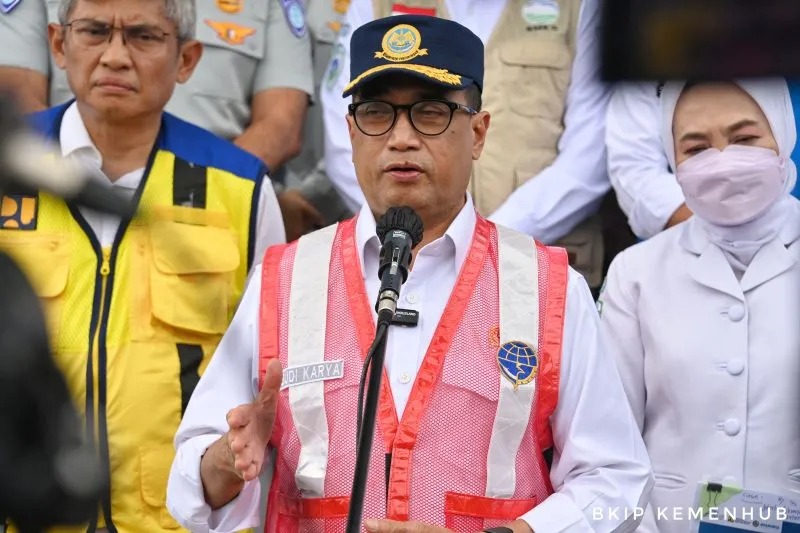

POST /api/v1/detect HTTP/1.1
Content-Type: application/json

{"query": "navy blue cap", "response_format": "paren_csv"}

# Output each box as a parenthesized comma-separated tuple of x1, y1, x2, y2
(343, 15, 484, 97)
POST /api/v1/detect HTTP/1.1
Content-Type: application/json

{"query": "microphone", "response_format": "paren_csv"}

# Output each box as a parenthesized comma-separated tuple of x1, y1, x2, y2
(0, 94, 135, 217)
(374, 206, 424, 325)
(347, 206, 423, 532)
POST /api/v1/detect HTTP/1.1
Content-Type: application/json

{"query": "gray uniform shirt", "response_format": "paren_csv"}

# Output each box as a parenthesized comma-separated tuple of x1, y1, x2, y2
(0, 0, 314, 140)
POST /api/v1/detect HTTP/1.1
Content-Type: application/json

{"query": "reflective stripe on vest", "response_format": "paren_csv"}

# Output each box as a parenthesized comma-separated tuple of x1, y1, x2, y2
(487, 225, 540, 498)
(285, 223, 338, 496)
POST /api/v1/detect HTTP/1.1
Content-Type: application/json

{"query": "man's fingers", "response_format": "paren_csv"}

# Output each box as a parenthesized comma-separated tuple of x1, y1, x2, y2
(226, 404, 251, 429)
(258, 358, 283, 403)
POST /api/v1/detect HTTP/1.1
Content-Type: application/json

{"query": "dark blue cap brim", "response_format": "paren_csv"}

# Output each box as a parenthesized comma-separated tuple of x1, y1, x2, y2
(342, 64, 475, 97)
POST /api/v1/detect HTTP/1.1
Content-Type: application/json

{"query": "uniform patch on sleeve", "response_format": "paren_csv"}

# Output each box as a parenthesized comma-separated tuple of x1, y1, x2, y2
(0, 0, 23, 14)
(0, 193, 38, 230)
(324, 43, 346, 91)
(280, 0, 307, 38)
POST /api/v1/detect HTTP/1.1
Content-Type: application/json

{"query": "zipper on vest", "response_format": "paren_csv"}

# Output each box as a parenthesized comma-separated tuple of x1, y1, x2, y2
(88, 247, 114, 532)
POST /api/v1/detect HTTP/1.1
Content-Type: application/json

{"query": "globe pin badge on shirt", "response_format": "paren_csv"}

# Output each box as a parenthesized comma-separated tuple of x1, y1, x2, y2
(489, 326, 538, 391)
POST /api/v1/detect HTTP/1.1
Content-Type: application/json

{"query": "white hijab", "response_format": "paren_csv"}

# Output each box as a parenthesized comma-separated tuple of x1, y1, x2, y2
(660, 78, 799, 270)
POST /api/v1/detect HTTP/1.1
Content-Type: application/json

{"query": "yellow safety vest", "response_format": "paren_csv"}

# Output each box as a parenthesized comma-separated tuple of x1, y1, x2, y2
(0, 103, 264, 533)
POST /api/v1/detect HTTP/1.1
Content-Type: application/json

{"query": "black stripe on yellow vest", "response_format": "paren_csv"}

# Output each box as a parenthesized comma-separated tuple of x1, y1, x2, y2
(64, 203, 106, 533)
(83, 137, 158, 533)
(177, 344, 203, 416)
(173, 157, 207, 209)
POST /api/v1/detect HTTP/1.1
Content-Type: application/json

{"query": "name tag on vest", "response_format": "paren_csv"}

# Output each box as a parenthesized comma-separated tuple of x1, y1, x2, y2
(281, 360, 345, 390)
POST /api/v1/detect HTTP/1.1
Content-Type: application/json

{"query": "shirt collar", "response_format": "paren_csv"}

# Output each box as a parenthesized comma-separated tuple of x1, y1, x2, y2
(354, 193, 477, 278)
(58, 101, 143, 191)
(60, 101, 103, 164)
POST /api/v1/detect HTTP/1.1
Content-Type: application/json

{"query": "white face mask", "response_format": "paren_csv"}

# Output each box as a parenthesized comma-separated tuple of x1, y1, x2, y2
(676, 145, 786, 226)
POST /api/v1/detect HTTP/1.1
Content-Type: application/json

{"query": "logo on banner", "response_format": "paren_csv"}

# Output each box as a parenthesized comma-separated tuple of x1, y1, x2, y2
(376, 24, 427, 62)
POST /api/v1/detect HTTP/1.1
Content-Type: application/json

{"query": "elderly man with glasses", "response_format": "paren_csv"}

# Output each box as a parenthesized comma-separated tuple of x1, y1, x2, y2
(167, 14, 652, 533)
(0, 1, 286, 532)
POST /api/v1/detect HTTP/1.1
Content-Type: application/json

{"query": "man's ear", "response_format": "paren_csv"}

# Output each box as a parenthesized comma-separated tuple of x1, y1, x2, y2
(176, 40, 203, 84)
(48, 23, 67, 69)
(471, 111, 491, 160)
(347, 114, 356, 143)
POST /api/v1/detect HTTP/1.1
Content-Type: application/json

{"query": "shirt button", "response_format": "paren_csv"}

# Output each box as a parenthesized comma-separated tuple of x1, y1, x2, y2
(405, 293, 418, 304)
(727, 304, 745, 322)
(726, 358, 745, 376)
(723, 418, 741, 436)
(399, 373, 411, 384)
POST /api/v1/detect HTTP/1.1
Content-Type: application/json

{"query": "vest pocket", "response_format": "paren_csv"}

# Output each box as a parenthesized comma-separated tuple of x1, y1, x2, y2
(444, 492, 537, 531)
(138, 217, 241, 340)
(275, 493, 351, 529)
(499, 42, 572, 118)
(0, 233, 70, 344)
(139, 446, 182, 529)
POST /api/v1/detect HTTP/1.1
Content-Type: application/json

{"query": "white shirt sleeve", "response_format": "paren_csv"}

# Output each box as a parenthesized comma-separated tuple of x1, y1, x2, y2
(605, 82, 686, 239)
(167, 266, 266, 533)
(489, 0, 611, 244)
(253, 178, 287, 267)
(320, 0, 373, 213)
(521, 269, 654, 533)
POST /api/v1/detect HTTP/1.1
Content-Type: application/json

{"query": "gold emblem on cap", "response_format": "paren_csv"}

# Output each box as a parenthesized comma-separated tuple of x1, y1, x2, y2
(375, 24, 428, 62)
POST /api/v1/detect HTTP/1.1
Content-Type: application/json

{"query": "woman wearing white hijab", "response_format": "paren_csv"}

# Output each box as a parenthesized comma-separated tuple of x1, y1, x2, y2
(598, 78, 800, 533)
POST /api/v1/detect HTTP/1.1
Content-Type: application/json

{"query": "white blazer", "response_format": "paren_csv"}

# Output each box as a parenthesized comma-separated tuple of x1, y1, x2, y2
(599, 215, 800, 533)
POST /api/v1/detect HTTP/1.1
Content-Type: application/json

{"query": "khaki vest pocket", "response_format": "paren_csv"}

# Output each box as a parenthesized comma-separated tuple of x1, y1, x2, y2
(148, 219, 240, 337)
(499, 41, 572, 118)
(444, 492, 537, 531)
(0, 233, 70, 342)
(139, 446, 182, 529)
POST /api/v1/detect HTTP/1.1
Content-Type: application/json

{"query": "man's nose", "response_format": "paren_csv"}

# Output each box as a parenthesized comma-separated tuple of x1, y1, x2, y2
(387, 110, 421, 151)
(99, 29, 133, 69)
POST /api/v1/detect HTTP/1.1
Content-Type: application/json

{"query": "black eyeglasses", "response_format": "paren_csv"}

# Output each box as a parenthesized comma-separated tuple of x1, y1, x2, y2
(64, 19, 172, 53)
(348, 99, 478, 136)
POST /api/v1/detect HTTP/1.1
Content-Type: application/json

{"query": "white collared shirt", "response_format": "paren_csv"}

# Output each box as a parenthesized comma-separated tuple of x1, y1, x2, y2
(59, 102, 286, 255)
(166, 197, 653, 533)
(605, 82, 686, 239)
(320, 0, 611, 244)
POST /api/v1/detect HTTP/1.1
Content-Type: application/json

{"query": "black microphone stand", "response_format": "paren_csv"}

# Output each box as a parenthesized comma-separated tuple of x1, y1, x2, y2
(346, 208, 421, 532)
(346, 318, 391, 533)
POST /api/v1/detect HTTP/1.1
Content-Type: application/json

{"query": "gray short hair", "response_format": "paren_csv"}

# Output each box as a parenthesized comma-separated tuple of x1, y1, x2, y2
(58, 0, 196, 41)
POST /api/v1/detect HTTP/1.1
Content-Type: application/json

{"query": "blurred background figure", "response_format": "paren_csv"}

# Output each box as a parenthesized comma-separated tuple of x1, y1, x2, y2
(278, 0, 354, 239)
(0, 97, 102, 530)
(598, 78, 800, 532)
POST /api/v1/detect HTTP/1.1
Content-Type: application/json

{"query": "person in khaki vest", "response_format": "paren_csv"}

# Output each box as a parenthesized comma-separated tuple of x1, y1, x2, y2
(319, 0, 614, 290)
